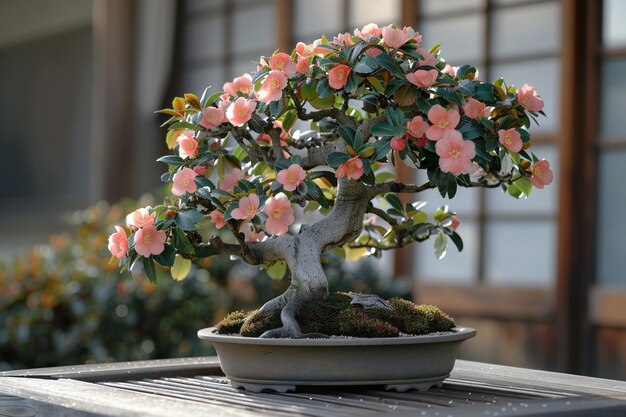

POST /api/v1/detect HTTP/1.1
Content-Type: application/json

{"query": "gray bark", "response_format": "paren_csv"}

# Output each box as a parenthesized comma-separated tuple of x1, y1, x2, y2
(250, 179, 371, 338)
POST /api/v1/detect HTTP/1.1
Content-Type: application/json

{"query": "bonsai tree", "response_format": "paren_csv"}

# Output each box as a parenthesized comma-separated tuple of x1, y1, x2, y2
(108, 23, 553, 339)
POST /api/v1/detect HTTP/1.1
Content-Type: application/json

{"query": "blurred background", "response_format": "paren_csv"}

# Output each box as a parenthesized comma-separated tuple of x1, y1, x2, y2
(1, 0, 625, 380)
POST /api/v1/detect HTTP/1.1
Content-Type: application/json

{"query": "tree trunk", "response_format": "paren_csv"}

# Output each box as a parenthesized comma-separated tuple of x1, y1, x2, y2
(255, 179, 371, 338)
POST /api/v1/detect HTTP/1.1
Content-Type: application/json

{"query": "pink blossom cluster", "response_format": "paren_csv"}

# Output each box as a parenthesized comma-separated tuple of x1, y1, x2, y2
(108, 207, 166, 260)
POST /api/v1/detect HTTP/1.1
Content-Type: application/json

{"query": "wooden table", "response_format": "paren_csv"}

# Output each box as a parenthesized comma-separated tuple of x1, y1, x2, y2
(1, 358, 625, 416)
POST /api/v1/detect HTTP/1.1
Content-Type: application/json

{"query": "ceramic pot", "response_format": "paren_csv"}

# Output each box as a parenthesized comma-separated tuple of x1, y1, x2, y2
(198, 326, 476, 392)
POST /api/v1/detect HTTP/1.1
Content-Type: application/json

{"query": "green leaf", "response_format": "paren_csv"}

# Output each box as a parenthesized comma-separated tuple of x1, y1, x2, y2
(449, 231, 463, 252)
(266, 260, 287, 279)
(282, 109, 298, 132)
(301, 80, 317, 100)
(438, 173, 457, 198)
(373, 139, 392, 161)
(252, 68, 269, 84)
(474, 82, 496, 103)
(507, 182, 523, 198)
(154, 243, 176, 267)
(202, 91, 226, 108)
(514, 176, 533, 197)
(376, 53, 404, 78)
(371, 123, 406, 137)
(232, 145, 248, 162)
(458, 79, 475, 96)
(344, 73, 359, 93)
(353, 54, 378, 74)
(274, 157, 292, 171)
(175, 209, 203, 231)
(384, 193, 403, 212)
(375, 171, 396, 183)
(455, 64, 477, 80)
(398, 45, 424, 60)
(434, 86, 463, 106)
(172, 228, 195, 256)
(306, 181, 330, 208)
(143, 256, 157, 283)
(157, 155, 184, 166)
(411, 210, 428, 225)
(170, 121, 200, 131)
(268, 99, 285, 118)
(194, 177, 215, 190)
(386, 106, 405, 127)
(326, 152, 350, 168)
(171, 255, 192, 281)
(337, 125, 356, 147)
(316, 77, 333, 97)
(434, 232, 448, 260)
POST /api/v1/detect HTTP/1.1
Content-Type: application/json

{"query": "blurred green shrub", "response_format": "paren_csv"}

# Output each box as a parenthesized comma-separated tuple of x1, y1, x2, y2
(0, 196, 410, 371)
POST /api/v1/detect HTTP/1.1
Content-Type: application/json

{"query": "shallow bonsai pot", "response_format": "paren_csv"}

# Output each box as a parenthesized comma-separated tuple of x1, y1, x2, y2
(197, 326, 476, 392)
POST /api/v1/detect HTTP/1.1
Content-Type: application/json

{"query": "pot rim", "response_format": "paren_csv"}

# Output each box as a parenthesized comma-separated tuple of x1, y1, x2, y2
(198, 326, 476, 346)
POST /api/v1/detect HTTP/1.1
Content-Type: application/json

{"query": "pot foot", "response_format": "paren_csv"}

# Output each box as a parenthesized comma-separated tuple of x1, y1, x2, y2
(384, 379, 444, 392)
(231, 381, 296, 393)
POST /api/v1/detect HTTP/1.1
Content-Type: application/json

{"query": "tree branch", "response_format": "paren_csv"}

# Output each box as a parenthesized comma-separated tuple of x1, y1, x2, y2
(268, 128, 284, 162)
(366, 203, 398, 226)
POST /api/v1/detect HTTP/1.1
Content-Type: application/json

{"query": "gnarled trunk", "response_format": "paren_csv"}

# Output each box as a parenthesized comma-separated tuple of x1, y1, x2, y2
(254, 179, 371, 338)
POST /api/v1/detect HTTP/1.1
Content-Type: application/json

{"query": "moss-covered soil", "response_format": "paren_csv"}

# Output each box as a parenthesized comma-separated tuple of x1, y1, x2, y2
(215, 292, 455, 338)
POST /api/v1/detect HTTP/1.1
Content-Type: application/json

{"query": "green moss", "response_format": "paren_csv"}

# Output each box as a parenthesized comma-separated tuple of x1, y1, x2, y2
(215, 310, 248, 334)
(297, 292, 352, 335)
(214, 292, 455, 337)
(337, 308, 399, 337)
(240, 309, 282, 337)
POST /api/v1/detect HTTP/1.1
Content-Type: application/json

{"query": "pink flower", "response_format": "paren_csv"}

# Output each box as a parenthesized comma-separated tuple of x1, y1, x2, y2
(269, 52, 296, 76)
(391, 136, 407, 151)
(530, 160, 554, 189)
(407, 116, 429, 138)
(193, 165, 207, 176)
(219, 169, 244, 193)
(517, 84, 544, 112)
(277, 164, 307, 192)
(382, 25, 408, 49)
(426, 105, 461, 141)
(199, 106, 226, 129)
(176, 130, 198, 159)
(210, 210, 227, 229)
(313, 39, 331, 56)
(443, 64, 457, 77)
(328, 64, 351, 89)
(498, 128, 523, 153)
(354, 23, 382, 39)
(336, 156, 364, 180)
(172, 167, 198, 196)
(295, 42, 314, 58)
(231, 193, 260, 221)
(134, 225, 166, 257)
(239, 223, 266, 242)
(366, 48, 382, 58)
(296, 56, 310, 75)
(463, 97, 485, 120)
(263, 193, 294, 236)
(435, 130, 476, 176)
(125, 208, 156, 229)
(417, 48, 437, 67)
(257, 70, 287, 103)
(406, 69, 438, 88)
(226, 97, 256, 127)
(223, 73, 252, 97)
(108, 225, 128, 259)
(333, 32, 354, 46)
